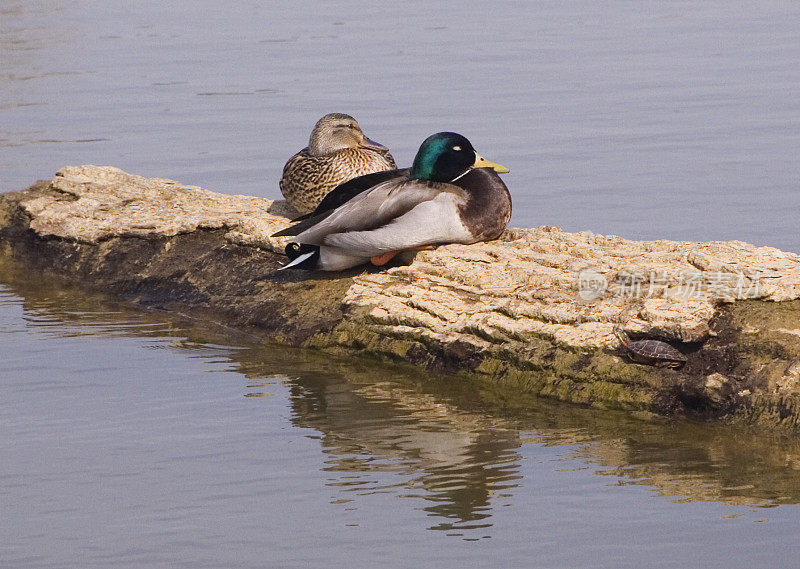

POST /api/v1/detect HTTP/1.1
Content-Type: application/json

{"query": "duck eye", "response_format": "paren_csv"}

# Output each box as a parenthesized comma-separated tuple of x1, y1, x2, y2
(452, 145, 461, 151)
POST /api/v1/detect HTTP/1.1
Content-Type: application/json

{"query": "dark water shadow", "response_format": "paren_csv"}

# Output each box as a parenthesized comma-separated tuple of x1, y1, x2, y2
(2, 261, 800, 535)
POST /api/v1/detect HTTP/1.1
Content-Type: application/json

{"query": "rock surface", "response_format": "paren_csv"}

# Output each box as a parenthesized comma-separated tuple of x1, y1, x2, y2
(3, 165, 800, 430)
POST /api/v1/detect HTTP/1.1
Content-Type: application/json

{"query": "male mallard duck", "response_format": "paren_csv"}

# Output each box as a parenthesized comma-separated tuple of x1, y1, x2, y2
(274, 132, 511, 271)
(280, 113, 396, 214)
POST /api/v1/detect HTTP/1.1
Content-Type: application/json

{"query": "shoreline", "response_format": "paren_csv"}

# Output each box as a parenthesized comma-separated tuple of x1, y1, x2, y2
(2, 165, 800, 431)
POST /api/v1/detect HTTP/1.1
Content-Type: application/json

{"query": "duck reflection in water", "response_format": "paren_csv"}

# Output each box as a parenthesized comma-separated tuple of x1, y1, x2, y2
(7, 270, 800, 535)
(287, 373, 523, 532)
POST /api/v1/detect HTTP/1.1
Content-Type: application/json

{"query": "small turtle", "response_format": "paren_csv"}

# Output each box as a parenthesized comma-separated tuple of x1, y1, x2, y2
(614, 328, 688, 369)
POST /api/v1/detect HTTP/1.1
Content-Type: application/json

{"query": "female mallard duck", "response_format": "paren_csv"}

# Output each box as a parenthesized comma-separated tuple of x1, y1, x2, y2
(280, 113, 396, 214)
(274, 132, 511, 271)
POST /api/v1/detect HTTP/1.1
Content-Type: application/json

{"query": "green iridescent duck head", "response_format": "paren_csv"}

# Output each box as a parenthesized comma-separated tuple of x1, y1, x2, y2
(409, 132, 509, 182)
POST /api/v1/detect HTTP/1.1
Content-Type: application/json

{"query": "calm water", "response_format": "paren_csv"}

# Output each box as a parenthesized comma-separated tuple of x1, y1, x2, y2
(2, 1, 800, 252)
(2, 1, 800, 567)
(2, 271, 800, 569)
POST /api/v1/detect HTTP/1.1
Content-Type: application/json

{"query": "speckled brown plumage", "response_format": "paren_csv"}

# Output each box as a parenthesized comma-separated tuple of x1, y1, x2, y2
(280, 146, 396, 213)
(279, 114, 396, 214)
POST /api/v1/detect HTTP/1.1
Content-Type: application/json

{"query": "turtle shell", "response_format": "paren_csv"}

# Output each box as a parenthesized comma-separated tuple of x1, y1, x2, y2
(625, 339, 687, 367)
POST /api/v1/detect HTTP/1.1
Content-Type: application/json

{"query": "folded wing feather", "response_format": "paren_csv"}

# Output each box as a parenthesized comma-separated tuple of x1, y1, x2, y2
(321, 194, 474, 257)
(293, 180, 465, 245)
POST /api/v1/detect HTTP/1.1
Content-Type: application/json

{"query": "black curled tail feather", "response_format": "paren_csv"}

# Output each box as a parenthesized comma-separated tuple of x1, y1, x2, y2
(285, 242, 309, 260)
(280, 242, 320, 270)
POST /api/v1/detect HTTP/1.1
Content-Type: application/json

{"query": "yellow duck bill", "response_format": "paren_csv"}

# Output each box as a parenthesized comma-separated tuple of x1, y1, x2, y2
(473, 154, 510, 174)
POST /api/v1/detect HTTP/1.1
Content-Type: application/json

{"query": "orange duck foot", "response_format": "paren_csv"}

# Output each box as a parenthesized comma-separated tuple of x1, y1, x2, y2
(370, 245, 436, 266)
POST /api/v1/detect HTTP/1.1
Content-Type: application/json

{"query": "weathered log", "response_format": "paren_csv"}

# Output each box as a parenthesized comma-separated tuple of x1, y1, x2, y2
(2, 166, 800, 430)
